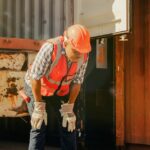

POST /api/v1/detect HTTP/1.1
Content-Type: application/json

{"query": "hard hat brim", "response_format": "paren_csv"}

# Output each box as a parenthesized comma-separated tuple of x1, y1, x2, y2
(73, 43, 91, 53)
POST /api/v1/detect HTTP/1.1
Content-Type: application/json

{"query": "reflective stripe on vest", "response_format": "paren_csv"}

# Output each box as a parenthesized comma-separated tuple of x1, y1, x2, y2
(45, 38, 62, 78)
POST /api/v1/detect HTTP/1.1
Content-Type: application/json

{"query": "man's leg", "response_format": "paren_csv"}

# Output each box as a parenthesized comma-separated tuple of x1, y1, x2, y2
(28, 123, 46, 150)
(54, 96, 77, 150)
(24, 83, 46, 150)
(59, 126, 77, 150)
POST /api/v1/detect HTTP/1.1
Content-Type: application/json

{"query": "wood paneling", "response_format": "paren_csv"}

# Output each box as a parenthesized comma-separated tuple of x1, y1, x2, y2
(126, 144, 150, 150)
(116, 36, 125, 146)
(116, 0, 150, 146)
(144, 0, 150, 144)
(125, 0, 150, 145)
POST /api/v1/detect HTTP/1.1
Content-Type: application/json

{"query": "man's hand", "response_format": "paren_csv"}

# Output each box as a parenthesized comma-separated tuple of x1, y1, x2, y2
(31, 101, 47, 129)
(60, 103, 76, 132)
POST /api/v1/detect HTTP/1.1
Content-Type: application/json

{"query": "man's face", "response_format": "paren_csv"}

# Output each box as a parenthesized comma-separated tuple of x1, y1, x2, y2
(65, 43, 83, 62)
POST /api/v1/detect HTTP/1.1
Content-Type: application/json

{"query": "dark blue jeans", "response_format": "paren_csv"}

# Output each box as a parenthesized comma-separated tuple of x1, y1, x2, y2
(24, 83, 77, 150)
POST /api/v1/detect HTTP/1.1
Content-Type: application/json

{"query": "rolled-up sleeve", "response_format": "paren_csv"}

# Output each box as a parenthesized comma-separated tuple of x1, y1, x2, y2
(30, 42, 53, 80)
(72, 56, 89, 84)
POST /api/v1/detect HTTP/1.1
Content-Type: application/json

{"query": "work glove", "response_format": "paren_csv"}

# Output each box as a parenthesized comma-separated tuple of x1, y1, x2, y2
(60, 103, 76, 132)
(31, 101, 47, 129)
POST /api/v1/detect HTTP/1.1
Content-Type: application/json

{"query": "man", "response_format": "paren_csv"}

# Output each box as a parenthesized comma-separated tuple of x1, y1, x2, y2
(24, 24, 91, 150)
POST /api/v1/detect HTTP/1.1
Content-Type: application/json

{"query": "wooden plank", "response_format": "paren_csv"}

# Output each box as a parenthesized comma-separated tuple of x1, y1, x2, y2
(125, 0, 145, 144)
(0, 38, 43, 51)
(144, 0, 150, 144)
(125, 0, 150, 145)
(116, 35, 125, 146)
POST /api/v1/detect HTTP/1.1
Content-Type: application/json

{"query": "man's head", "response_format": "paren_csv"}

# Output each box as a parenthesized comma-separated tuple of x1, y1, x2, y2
(63, 24, 91, 62)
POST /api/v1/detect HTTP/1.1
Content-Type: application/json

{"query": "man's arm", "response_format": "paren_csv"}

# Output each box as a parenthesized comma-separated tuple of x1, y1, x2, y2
(60, 57, 89, 132)
(68, 55, 89, 104)
(29, 42, 53, 102)
(31, 79, 42, 102)
(60, 83, 81, 132)
(68, 83, 81, 104)
(29, 42, 53, 129)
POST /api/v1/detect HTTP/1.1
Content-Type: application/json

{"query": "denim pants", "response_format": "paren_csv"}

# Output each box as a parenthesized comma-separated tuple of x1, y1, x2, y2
(24, 83, 77, 150)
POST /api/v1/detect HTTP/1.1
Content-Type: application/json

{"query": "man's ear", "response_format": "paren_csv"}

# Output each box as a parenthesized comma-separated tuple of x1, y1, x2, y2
(63, 41, 67, 48)
(63, 36, 68, 47)
(63, 35, 70, 48)
(64, 35, 68, 42)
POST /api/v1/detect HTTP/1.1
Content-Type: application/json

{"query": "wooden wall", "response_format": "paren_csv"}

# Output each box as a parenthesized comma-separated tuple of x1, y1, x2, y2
(116, 0, 150, 147)
(125, 0, 150, 145)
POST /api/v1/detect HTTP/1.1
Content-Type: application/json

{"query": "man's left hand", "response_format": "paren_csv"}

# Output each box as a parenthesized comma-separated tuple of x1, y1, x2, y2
(60, 103, 76, 132)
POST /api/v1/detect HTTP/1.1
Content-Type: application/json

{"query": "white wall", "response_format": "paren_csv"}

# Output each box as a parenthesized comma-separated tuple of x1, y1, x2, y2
(74, 0, 130, 37)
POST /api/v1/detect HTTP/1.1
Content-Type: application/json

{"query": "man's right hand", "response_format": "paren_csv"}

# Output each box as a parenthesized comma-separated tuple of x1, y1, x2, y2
(31, 101, 47, 129)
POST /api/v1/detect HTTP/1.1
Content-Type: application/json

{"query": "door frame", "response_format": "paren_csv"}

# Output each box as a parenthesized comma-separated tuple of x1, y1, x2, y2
(115, 35, 126, 146)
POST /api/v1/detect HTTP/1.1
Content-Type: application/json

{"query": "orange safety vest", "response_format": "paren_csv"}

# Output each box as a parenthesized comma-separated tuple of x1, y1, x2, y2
(40, 36, 87, 96)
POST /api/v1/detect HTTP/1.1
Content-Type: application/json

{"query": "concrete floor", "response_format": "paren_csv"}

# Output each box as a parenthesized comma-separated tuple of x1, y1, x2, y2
(0, 141, 60, 150)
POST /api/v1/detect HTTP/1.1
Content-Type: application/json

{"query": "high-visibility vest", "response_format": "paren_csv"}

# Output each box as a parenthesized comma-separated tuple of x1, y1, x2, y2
(40, 36, 87, 96)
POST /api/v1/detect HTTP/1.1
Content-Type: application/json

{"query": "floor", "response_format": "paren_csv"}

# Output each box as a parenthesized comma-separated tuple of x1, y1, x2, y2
(116, 144, 150, 150)
(0, 141, 60, 150)
(125, 144, 150, 150)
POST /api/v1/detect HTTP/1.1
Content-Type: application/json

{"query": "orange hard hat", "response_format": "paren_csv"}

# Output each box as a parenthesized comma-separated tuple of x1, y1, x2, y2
(64, 24, 91, 53)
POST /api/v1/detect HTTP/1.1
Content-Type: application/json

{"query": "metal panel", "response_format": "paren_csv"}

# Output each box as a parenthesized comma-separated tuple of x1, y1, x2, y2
(42, 0, 51, 39)
(28, 53, 37, 67)
(0, 0, 3, 35)
(15, 0, 22, 37)
(0, 0, 74, 117)
(0, 71, 26, 117)
(52, 0, 64, 36)
(24, 0, 32, 38)
(0, 0, 74, 40)
(6, 0, 13, 36)
(0, 50, 37, 117)
(64, 0, 74, 28)
(33, 0, 42, 39)
(0, 53, 26, 71)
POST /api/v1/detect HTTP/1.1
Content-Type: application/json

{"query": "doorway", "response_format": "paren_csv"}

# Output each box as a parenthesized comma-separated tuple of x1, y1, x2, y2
(83, 37, 116, 149)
